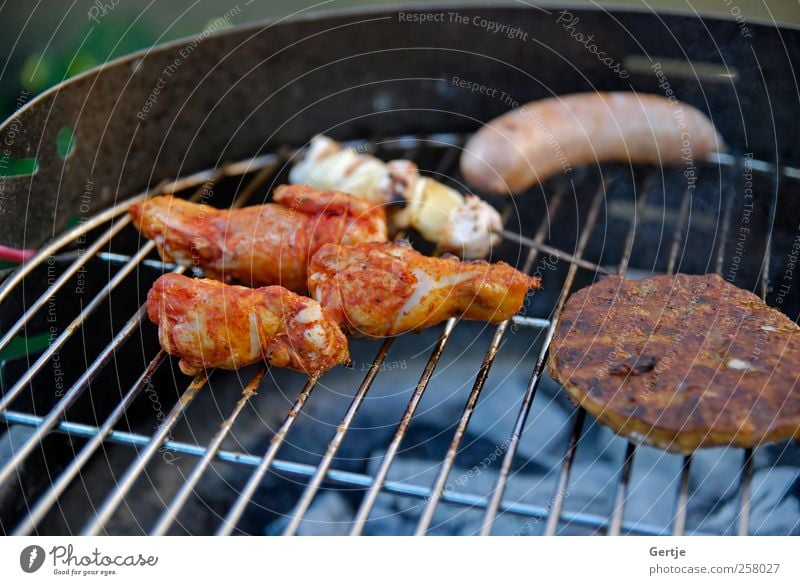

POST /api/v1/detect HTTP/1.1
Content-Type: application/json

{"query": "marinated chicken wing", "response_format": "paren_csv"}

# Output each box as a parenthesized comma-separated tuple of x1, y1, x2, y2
(548, 274, 800, 453)
(147, 273, 349, 376)
(308, 241, 539, 337)
(129, 185, 387, 291)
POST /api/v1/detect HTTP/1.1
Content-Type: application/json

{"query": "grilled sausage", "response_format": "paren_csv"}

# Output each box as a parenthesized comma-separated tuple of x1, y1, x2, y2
(461, 92, 724, 194)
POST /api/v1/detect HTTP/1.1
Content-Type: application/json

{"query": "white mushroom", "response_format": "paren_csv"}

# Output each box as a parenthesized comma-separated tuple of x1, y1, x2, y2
(439, 195, 503, 259)
(290, 135, 504, 258)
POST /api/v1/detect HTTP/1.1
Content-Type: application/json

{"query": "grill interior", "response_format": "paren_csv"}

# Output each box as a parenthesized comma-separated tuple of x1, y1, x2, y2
(1, 133, 799, 536)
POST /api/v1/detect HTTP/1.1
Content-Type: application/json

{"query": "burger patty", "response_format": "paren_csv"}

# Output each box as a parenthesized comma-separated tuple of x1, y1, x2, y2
(547, 273, 800, 453)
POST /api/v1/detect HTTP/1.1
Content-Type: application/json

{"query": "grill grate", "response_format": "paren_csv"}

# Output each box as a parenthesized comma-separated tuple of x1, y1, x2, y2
(0, 134, 795, 536)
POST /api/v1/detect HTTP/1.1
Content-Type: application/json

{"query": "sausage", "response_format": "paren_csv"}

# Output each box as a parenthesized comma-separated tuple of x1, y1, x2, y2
(460, 92, 724, 194)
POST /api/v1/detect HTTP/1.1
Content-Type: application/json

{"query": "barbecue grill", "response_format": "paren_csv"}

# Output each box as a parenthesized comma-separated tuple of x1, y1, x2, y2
(1, 4, 799, 536)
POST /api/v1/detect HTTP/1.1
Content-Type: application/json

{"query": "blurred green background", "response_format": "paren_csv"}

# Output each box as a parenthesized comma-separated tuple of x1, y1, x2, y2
(1, 0, 798, 123)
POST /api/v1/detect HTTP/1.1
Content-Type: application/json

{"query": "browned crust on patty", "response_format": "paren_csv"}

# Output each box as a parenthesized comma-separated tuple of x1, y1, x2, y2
(547, 274, 800, 453)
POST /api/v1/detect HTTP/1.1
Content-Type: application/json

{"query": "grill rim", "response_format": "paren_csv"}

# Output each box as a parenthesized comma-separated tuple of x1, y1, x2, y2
(2, 3, 799, 250)
(1, 0, 796, 138)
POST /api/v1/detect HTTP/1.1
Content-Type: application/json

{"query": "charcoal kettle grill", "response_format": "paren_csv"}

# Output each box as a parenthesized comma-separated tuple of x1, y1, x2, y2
(1, 4, 799, 536)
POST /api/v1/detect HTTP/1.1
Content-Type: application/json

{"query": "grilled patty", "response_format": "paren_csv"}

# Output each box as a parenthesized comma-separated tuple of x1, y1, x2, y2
(547, 274, 800, 453)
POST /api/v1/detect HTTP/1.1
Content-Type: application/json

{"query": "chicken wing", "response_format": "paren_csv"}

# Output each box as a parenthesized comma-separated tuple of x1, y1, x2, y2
(308, 241, 540, 337)
(129, 185, 387, 291)
(147, 273, 349, 376)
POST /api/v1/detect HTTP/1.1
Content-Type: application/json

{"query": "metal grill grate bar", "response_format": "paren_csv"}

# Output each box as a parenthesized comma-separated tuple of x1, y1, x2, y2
(510, 316, 551, 329)
(498, 230, 612, 276)
(44, 251, 178, 271)
(151, 366, 267, 536)
(605, 174, 656, 535)
(474, 184, 568, 535)
(666, 184, 694, 536)
(76, 163, 277, 535)
(716, 165, 737, 276)
(215, 138, 434, 536)
(543, 409, 587, 536)
(11, 350, 168, 535)
(608, 442, 637, 536)
(283, 339, 394, 535)
(760, 173, 780, 301)
(666, 186, 693, 276)
(618, 173, 655, 276)
(539, 183, 607, 536)
(737, 448, 754, 535)
(81, 373, 210, 535)
(349, 318, 457, 535)
(672, 454, 692, 536)
(216, 376, 319, 535)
